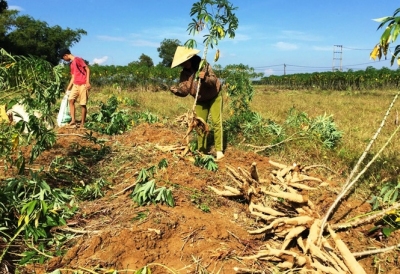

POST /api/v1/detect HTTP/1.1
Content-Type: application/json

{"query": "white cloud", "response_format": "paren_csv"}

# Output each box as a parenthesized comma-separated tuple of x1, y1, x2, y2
(92, 56, 108, 65)
(8, 5, 23, 11)
(97, 35, 126, 42)
(275, 42, 298, 50)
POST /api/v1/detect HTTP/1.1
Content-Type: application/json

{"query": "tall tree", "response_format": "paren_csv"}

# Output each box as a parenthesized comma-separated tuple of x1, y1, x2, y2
(0, 9, 17, 48)
(157, 38, 181, 67)
(0, 0, 7, 13)
(0, 11, 86, 65)
(128, 54, 154, 67)
(138, 53, 154, 67)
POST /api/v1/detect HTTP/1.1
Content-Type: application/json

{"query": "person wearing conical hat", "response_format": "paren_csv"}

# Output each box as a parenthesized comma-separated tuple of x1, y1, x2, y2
(170, 46, 224, 160)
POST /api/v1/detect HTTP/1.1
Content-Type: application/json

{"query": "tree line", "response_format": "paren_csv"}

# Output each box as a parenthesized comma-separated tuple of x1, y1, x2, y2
(258, 66, 400, 91)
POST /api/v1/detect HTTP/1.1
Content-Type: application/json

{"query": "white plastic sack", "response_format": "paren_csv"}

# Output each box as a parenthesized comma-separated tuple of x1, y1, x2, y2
(57, 90, 72, 127)
(7, 104, 51, 133)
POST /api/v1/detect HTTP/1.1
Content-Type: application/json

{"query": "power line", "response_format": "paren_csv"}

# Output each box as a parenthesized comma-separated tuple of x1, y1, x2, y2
(286, 64, 332, 69)
(343, 46, 396, 51)
(248, 45, 396, 75)
(254, 61, 387, 71)
(342, 46, 371, 51)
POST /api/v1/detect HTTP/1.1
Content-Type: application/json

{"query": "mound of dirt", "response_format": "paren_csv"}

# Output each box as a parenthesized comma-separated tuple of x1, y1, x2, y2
(24, 123, 400, 274)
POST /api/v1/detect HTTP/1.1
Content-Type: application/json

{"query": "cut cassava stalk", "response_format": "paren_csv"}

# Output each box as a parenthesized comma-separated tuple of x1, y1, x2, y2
(319, 91, 400, 238)
(352, 242, 400, 257)
(287, 182, 316, 191)
(281, 225, 307, 250)
(250, 162, 260, 182)
(277, 165, 294, 178)
(266, 247, 308, 267)
(242, 171, 260, 187)
(239, 247, 308, 268)
(227, 172, 244, 188)
(321, 238, 350, 273)
(309, 242, 346, 274)
(223, 185, 241, 195)
(208, 186, 241, 197)
(263, 189, 308, 203)
(305, 219, 322, 253)
(290, 173, 323, 183)
(227, 165, 246, 184)
(238, 250, 270, 260)
(271, 173, 285, 184)
(328, 226, 366, 274)
(331, 202, 400, 230)
(248, 216, 313, 234)
(276, 261, 294, 269)
(297, 236, 306, 253)
(311, 260, 342, 274)
(280, 216, 315, 226)
(320, 124, 400, 241)
(247, 217, 289, 234)
(250, 211, 277, 221)
(274, 226, 295, 238)
(284, 171, 293, 183)
(249, 202, 286, 216)
(268, 159, 289, 169)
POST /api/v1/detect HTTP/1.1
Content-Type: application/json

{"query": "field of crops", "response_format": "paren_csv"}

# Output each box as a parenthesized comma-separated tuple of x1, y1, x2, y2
(1, 48, 400, 273)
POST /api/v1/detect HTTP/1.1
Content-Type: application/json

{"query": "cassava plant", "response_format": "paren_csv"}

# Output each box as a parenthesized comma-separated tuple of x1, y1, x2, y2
(370, 8, 400, 65)
(0, 50, 83, 268)
(185, 0, 239, 65)
(219, 64, 265, 143)
(0, 49, 64, 165)
(181, 0, 239, 138)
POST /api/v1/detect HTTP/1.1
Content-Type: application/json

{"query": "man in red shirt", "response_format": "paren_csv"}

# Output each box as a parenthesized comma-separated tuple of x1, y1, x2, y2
(59, 48, 91, 129)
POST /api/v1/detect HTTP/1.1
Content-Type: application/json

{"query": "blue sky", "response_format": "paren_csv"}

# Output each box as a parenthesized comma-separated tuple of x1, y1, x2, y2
(7, 0, 400, 76)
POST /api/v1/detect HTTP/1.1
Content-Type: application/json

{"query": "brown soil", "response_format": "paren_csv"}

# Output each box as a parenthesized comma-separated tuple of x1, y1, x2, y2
(22, 123, 400, 274)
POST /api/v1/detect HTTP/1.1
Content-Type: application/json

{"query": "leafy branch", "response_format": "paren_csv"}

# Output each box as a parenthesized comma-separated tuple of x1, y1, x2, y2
(184, 0, 238, 109)
(370, 8, 400, 65)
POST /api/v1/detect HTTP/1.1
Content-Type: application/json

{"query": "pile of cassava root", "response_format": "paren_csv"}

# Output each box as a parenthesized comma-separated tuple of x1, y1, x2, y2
(209, 160, 367, 274)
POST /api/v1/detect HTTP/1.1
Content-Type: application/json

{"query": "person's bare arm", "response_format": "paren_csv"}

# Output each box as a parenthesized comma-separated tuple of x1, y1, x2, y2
(85, 66, 91, 89)
(67, 75, 74, 91)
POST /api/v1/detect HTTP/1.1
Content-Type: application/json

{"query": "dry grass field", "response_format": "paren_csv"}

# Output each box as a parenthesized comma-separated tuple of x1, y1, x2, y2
(21, 85, 400, 274)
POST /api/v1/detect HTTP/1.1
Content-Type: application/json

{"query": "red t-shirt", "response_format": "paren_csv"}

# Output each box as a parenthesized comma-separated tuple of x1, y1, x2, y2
(71, 57, 87, 85)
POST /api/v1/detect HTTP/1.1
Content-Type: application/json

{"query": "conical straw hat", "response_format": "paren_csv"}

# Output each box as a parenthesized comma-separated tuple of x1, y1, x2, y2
(171, 46, 200, 68)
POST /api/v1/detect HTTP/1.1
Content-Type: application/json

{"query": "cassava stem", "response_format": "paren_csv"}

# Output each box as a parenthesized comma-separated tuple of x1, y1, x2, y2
(320, 90, 400, 237)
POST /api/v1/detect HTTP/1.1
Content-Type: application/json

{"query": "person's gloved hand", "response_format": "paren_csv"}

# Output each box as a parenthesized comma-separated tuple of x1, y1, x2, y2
(170, 86, 178, 93)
